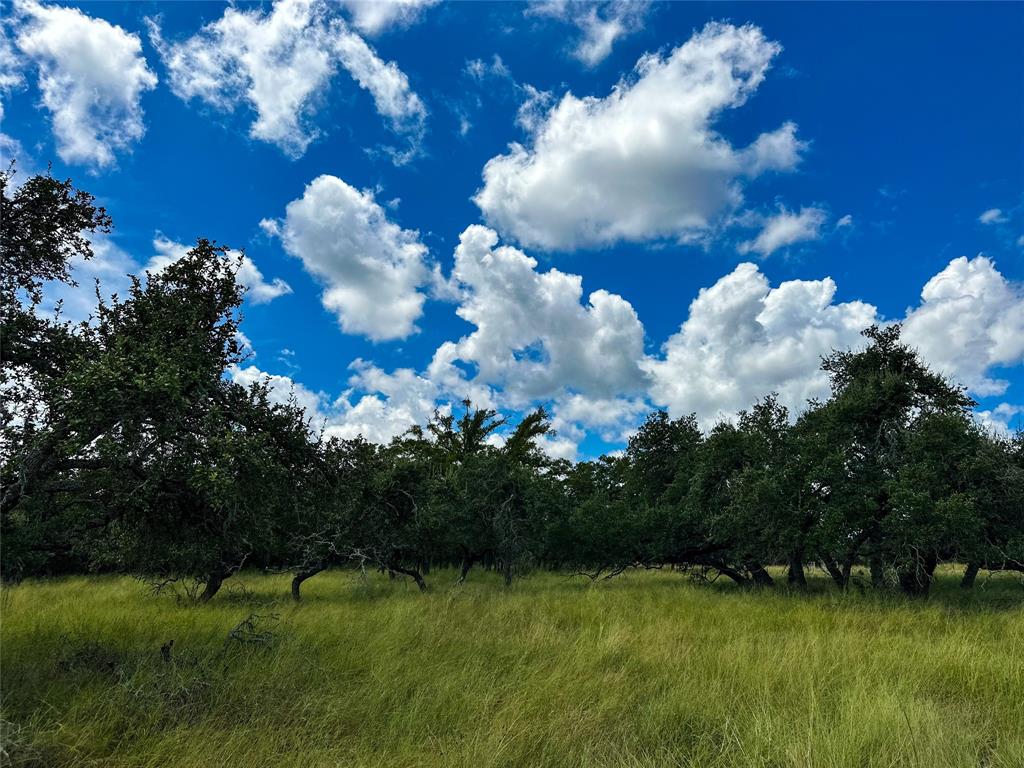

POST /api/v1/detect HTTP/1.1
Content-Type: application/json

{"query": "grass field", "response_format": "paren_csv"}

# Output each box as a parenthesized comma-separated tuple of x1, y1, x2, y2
(1, 567, 1022, 768)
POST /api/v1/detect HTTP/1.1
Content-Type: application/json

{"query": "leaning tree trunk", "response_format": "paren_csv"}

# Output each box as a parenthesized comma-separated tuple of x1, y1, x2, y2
(389, 564, 428, 592)
(823, 558, 847, 590)
(199, 570, 229, 603)
(291, 565, 326, 601)
(705, 561, 747, 586)
(960, 562, 980, 589)
(409, 569, 428, 592)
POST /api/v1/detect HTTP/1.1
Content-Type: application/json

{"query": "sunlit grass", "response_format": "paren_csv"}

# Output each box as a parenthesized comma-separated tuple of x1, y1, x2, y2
(2, 567, 1022, 767)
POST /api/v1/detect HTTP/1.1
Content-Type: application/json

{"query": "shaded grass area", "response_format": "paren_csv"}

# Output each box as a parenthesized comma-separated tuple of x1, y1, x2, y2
(1, 567, 1022, 767)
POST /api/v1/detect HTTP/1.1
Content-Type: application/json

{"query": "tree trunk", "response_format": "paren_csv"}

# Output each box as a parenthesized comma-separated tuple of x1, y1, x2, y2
(711, 563, 748, 586)
(898, 552, 938, 597)
(841, 558, 854, 590)
(823, 558, 847, 590)
(457, 556, 475, 584)
(199, 571, 228, 603)
(834, 530, 870, 591)
(869, 552, 885, 588)
(867, 517, 886, 588)
(503, 560, 513, 587)
(747, 562, 774, 587)
(291, 565, 326, 601)
(960, 562, 980, 589)
(389, 564, 428, 592)
(787, 552, 807, 587)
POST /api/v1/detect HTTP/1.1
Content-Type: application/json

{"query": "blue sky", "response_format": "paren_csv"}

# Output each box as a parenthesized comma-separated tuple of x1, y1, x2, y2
(3, 0, 1022, 458)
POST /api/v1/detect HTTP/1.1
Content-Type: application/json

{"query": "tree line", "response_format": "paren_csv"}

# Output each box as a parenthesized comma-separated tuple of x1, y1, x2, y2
(2, 169, 1022, 601)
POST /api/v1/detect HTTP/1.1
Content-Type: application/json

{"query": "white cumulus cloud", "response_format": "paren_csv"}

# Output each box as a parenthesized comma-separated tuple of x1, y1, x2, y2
(553, 393, 649, 444)
(975, 403, 1023, 437)
(738, 206, 827, 257)
(340, 0, 439, 36)
(528, 0, 652, 67)
(0, 25, 25, 124)
(326, 360, 441, 443)
(332, 22, 428, 140)
(474, 22, 805, 251)
(12, 0, 156, 169)
(149, 0, 425, 159)
(242, 225, 651, 453)
(430, 225, 648, 406)
(978, 208, 1007, 225)
(232, 250, 1024, 458)
(643, 262, 878, 428)
(645, 255, 1024, 427)
(902, 255, 1024, 397)
(268, 175, 431, 341)
(228, 360, 441, 445)
(229, 363, 326, 419)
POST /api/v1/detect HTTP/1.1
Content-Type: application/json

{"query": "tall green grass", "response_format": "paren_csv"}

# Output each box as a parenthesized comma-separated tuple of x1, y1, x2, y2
(2, 567, 1022, 767)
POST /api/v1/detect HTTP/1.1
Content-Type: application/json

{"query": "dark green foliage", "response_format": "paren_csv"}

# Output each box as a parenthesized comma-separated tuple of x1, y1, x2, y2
(1, 172, 316, 597)
(812, 325, 978, 593)
(2, 170, 1022, 601)
(0, 164, 112, 308)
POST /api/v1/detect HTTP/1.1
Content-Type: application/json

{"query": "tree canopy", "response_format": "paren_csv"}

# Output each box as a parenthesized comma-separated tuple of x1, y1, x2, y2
(2, 170, 1022, 600)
